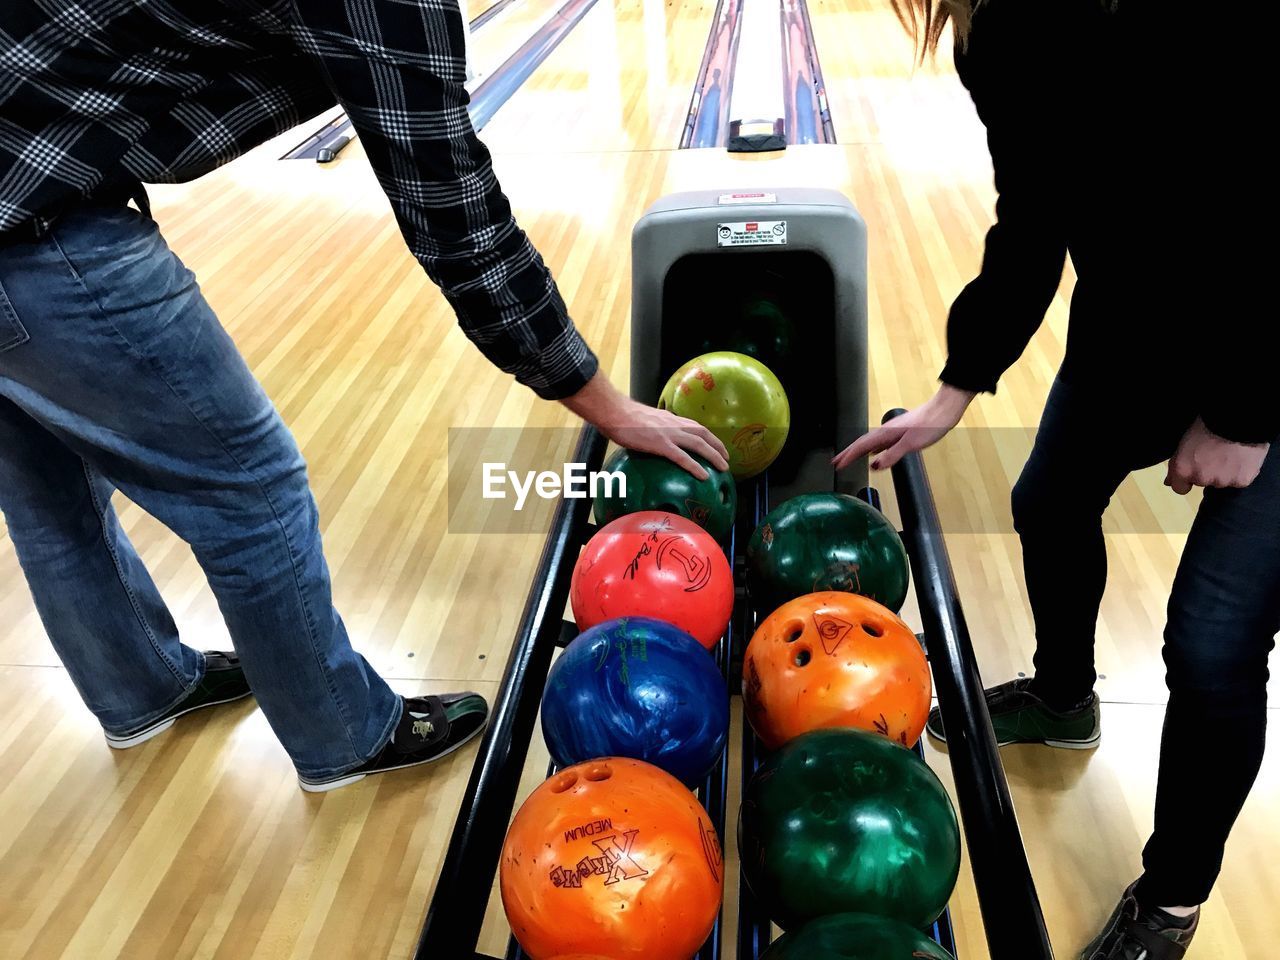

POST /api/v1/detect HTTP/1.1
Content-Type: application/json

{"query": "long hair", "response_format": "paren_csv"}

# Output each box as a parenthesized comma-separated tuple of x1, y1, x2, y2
(889, 0, 978, 58)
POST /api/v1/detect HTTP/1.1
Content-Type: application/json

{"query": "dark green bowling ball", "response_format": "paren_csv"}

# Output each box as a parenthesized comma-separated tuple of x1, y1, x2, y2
(761, 913, 957, 960)
(698, 292, 794, 377)
(738, 728, 960, 930)
(746, 492, 910, 614)
(592, 449, 738, 542)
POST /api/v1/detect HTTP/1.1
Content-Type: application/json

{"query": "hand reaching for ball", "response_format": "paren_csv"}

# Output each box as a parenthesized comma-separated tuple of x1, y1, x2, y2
(562, 373, 729, 480)
(833, 384, 975, 472)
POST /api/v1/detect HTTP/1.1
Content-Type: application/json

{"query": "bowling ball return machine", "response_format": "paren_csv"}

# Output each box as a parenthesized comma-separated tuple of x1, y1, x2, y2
(416, 189, 1057, 960)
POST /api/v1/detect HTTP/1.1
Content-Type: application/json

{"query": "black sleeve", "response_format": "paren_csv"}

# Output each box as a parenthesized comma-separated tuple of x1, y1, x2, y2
(1196, 246, 1279, 444)
(1185, 70, 1279, 444)
(938, 10, 1068, 394)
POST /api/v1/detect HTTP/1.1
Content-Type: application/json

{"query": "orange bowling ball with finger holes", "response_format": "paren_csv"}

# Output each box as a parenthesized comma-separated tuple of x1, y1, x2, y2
(743, 591, 932, 750)
(500, 758, 725, 960)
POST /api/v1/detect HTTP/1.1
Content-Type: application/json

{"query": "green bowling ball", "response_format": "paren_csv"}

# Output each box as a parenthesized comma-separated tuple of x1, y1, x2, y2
(746, 492, 909, 613)
(592, 449, 738, 542)
(738, 728, 961, 930)
(761, 913, 957, 960)
(698, 292, 794, 377)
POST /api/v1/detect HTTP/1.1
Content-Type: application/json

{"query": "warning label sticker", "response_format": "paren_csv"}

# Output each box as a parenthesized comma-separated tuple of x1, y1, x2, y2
(717, 220, 788, 247)
(717, 192, 777, 205)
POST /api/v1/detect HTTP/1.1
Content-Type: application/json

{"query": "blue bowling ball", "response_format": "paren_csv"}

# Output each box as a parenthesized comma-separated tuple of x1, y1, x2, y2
(541, 617, 729, 786)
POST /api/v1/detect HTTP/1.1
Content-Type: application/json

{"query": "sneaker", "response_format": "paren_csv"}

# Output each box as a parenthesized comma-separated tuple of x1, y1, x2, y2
(1079, 881, 1199, 959)
(925, 677, 1100, 749)
(297, 692, 490, 793)
(105, 651, 253, 749)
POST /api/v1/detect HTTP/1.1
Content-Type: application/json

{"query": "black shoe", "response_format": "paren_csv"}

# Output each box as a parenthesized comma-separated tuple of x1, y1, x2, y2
(297, 693, 490, 793)
(105, 651, 253, 749)
(925, 677, 1101, 749)
(1079, 881, 1199, 959)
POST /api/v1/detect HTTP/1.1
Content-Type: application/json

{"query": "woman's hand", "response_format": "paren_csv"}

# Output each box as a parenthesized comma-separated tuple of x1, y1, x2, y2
(1165, 418, 1269, 495)
(562, 373, 729, 479)
(833, 384, 976, 472)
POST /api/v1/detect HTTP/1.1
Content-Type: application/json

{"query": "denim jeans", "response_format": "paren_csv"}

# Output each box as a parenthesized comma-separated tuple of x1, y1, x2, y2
(1014, 375, 1279, 906)
(0, 201, 401, 780)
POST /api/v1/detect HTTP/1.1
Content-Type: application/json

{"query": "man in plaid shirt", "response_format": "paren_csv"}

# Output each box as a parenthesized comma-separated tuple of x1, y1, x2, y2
(0, 1, 726, 791)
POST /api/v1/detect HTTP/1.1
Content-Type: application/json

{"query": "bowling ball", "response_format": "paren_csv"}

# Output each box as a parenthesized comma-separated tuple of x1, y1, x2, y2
(738, 728, 960, 929)
(571, 511, 733, 650)
(746, 493, 910, 614)
(743, 591, 931, 750)
(501, 758, 725, 960)
(697, 291, 794, 376)
(593, 448, 738, 543)
(542, 617, 729, 786)
(658, 351, 790, 479)
(760, 912, 956, 960)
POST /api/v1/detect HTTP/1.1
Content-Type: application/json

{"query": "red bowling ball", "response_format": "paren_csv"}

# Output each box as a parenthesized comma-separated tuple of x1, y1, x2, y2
(571, 511, 734, 649)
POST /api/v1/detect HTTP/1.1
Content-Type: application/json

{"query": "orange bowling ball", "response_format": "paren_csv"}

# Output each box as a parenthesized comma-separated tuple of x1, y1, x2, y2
(743, 591, 932, 750)
(500, 758, 725, 960)
(571, 511, 734, 649)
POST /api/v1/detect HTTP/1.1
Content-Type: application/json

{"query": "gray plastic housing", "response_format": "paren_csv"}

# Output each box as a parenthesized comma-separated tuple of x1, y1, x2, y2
(630, 187, 869, 495)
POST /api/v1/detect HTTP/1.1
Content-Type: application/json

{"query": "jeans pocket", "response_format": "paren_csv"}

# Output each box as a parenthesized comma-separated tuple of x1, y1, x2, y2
(0, 279, 31, 353)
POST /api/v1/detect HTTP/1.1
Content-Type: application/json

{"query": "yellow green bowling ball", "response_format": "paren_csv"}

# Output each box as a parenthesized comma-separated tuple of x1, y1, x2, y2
(659, 351, 790, 479)
(738, 728, 961, 930)
(761, 913, 956, 959)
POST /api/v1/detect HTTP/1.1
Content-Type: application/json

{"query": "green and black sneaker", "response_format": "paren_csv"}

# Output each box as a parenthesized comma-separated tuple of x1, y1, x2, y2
(1079, 880, 1199, 959)
(298, 692, 490, 793)
(925, 677, 1100, 749)
(105, 651, 254, 749)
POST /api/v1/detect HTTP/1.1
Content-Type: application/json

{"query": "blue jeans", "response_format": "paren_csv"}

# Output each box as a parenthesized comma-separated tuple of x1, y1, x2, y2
(0, 201, 401, 779)
(1014, 375, 1280, 905)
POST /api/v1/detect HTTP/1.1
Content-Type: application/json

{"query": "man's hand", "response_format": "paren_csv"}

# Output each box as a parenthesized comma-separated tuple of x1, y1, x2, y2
(562, 374, 729, 480)
(1164, 417, 1269, 495)
(833, 384, 976, 472)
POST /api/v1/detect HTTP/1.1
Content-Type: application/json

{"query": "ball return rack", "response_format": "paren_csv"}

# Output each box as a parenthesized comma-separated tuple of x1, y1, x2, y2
(415, 190, 1056, 960)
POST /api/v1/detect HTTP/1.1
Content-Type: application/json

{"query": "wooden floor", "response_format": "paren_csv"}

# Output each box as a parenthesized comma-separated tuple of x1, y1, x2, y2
(1, 1, 1275, 957)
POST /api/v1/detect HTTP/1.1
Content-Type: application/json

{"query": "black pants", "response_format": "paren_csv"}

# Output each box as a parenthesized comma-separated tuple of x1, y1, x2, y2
(1014, 376, 1280, 907)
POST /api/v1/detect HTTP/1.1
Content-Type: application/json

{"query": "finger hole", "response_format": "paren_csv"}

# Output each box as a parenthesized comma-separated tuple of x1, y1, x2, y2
(550, 771, 579, 793)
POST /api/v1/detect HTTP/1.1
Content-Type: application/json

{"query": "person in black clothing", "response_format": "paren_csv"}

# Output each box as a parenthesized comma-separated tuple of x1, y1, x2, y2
(837, 2, 1278, 958)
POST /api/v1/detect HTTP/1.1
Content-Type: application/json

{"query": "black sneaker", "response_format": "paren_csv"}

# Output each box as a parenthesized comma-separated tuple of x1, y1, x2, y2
(105, 651, 253, 749)
(297, 692, 490, 793)
(1080, 881, 1199, 959)
(925, 677, 1101, 749)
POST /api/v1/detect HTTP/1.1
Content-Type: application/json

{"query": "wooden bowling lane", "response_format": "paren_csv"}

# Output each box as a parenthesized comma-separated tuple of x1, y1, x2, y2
(925, 705, 1280, 957)
(0, 665, 505, 959)
(465, 0, 572, 82)
(475, 0, 720, 153)
(800, 0, 983, 151)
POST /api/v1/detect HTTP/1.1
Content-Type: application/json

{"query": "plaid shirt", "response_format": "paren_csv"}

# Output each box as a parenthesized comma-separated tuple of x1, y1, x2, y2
(0, 0, 597, 399)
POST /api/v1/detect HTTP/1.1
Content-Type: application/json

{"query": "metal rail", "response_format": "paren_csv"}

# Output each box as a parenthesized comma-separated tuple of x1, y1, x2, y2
(416, 415, 1049, 959)
(468, 0, 603, 131)
(885, 408, 1055, 960)
(414, 427, 607, 960)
